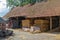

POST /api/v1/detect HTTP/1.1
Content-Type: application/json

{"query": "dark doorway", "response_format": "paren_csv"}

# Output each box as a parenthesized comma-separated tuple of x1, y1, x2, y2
(18, 16, 25, 28)
(9, 17, 18, 28)
(9, 17, 25, 28)
(52, 16, 59, 29)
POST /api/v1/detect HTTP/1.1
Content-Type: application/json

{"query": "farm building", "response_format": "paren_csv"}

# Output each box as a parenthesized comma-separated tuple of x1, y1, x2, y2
(3, 0, 60, 32)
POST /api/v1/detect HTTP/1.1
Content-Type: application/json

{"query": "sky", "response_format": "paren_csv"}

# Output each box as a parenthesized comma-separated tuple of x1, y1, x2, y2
(0, 0, 9, 17)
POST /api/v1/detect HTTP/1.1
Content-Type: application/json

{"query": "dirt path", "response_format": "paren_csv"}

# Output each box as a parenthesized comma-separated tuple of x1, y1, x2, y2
(7, 29, 60, 40)
(0, 29, 60, 40)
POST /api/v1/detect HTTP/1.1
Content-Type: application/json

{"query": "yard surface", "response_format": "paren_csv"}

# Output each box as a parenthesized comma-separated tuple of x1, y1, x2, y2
(0, 29, 60, 40)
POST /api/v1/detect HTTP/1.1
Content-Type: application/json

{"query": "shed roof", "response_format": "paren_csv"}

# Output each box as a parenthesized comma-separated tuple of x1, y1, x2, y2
(3, 0, 60, 18)
(25, 0, 60, 18)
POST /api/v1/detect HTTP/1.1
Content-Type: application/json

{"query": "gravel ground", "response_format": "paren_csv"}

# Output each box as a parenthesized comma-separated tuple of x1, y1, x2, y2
(0, 29, 60, 40)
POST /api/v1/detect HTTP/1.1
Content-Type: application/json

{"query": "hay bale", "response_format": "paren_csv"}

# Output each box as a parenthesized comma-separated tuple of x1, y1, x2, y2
(34, 20, 49, 32)
(22, 20, 30, 28)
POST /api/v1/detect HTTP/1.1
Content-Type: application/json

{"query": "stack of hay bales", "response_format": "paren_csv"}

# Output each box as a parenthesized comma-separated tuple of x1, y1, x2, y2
(22, 20, 30, 32)
(22, 19, 49, 32)
(34, 20, 49, 32)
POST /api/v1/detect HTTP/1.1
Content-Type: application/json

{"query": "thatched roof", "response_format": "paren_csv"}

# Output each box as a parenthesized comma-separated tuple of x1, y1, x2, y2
(25, 0, 60, 18)
(3, 0, 60, 18)
(3, 4, 30, 19)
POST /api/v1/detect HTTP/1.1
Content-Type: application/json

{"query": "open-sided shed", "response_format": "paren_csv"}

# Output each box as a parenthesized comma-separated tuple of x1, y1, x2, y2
(3, 0, 60, 32)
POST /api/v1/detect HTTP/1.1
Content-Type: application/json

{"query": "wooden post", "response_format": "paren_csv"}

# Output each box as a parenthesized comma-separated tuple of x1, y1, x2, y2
(50, 17, 52, 30)
(30, 18, 34, 26)
(17, 17, 18, 27)
(59, 17, 60, 26)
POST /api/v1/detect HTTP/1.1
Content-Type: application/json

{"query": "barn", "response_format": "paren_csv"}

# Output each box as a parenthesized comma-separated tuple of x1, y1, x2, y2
(3, 0, 60, 32)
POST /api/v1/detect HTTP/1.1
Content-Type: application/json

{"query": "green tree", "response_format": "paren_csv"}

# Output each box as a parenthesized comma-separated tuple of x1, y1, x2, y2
(6, 0, 47, 8)
(6, 0, 21, 7)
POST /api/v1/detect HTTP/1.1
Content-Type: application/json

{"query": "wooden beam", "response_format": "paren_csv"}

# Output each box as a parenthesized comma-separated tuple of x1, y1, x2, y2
(30, 18, 34, 26)
(17, 17, 18, 27)
(50, 17, 52, 30)
(59, 16, 60, 27)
